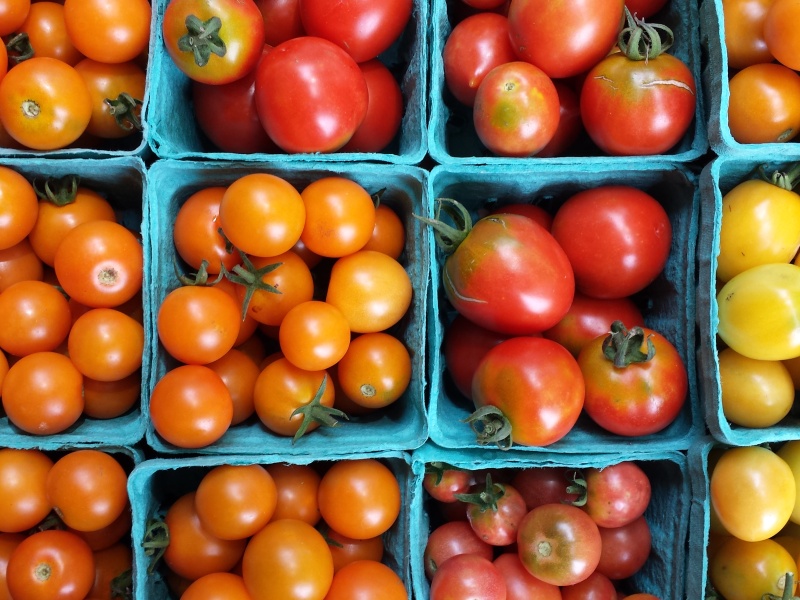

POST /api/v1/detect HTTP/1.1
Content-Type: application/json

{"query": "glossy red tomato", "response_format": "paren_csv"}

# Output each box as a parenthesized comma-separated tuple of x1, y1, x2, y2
(423, 463, 473, 504)
(551, 186, 672, 299)
(511, 467, 579, 511)
(578, 322, 687, 436)
(424, 521, 493, 580)
(430, 554, 507, 600)
(577, 462, 651, 528)
(299, 0, 412, 63)
(460, 479, 528, 546)
(471, 337, 584, 448)
(443, 12, 517, 107)
(494, 552, 562, 600)
(255, 36, 368, 153)
(255, 0, 305, 46)
(427, 206, 574, 334)
(560, 571, 618, 599)
(595, 515, 652, 580)
(625, 0, 668, 18)
(537, 80, 584, 158)
(163, 0, 266, 84)
(473, 61, 560, 157)
(507, 0, 624, 78)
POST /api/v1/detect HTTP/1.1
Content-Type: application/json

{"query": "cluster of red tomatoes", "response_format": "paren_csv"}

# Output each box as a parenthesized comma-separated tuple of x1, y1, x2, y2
(714, 165, 800, 428)
(0, 448, 133, 600)
(708, 443, 800, 600)
(0, 0, 150, 151)
(422, 461, 658, 598)
(149, 172, 413, 449)
(722, 0, 800, 144)
(162, 0, 411, 154)
(431, 185, 688, 448)
(147, 458, 407, 600)
(442, 0, 696, 157)
(0, 167, 144, 434)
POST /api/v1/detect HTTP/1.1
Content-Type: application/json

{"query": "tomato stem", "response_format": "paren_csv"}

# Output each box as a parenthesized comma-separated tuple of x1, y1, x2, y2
(463, 405, 513, 450)
(372, 188, 387, 209)
(141, 518, 170, 575)
(289, 376, 349, 444)
(223, 249, 283, 322)
(6, 32, 34, 63)
(761, 572, 800, 600)
(32, 175, 80, 206)
(602, 320, 655, 368)
(566, 470, 589, 506)
(173, 258, 225, 287)
(414, 198, 473, 254)
(618, 7, 674, 61)
(105, 93, 143, 132)
(454, 473, 505, 511)
(762, 164, 800, 192)
(177, 15, 227, 67)
(424, 461, 465, 486)
(111, 568, 133, 600)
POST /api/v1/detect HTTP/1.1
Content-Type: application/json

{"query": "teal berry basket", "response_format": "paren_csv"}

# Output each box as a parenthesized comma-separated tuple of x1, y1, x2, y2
(425, 161, 701, 454)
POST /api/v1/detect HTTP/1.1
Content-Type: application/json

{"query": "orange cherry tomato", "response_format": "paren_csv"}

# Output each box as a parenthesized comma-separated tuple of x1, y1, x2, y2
(764, 0, 800, 70)
(0, 239, 44, 292)
(0, 0, 30, 36)
(0, 280, 71, 356)
(63, 0, 151, 64)
(206, 348, 259, 425)
(68, 308, 144, 381)
(181, 572, 253, 600)
(336, 332, 411, 409)
(266, 463, 322, 525)
(0, 533, 25, 599)
(728, 63, 800, 144)
(722, 0, 775, 69)
(0, 448, 53, 533)
(74, 59, 146, 139)
(325, 560, 407, 600)
(278, 300, 351, 371)
(14, 1, 84, 65)
(362, 203, 405, 259)
(89, 543, 131, 600)
(0, 166, 38, 251)
(82, 372, 141, 419)
(327, 531, 384, 573)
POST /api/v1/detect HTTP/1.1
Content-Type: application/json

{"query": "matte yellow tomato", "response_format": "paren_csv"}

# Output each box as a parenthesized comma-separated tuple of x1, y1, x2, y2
(711, 446, 796, 541)
(710, 537, 797, 600)
(718, 347, 794, 428)
(717, 263, 800, 360)
(716, 179, 800, 282)
(778, 441, 800, 525)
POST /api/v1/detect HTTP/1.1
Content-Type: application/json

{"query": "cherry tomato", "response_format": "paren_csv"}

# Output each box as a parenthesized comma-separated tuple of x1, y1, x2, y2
(82, 372, 141, 420)
(0, 239, 43, 292)
(723, 0, 775, 69)
(0, 533, 25, 599)
(68, 308, 143, 381)
(74, 59, 146, 139)
(265, 463, 321, 525)
(460, 479, 528, 546)
(181, 572, 253, 600)
(0, 166, 38, 251)
(710, 537, 797, 600)
(89, 542, 131, 600)
(207, 348, 259, 425)
(254, 0, 304, 46)
(494, 552, 562, 600)
(423, 521, 493, 580)
(0, 448, 53, 533)
(728, 63, 800, 144)
(278, 300, 351, 371)
(537, 80, 584, 158)
(577, 462, 651, 528)
(336, 332, 411, 409)
(0, 0, 30, 36)
(361, 203, 405, 259)
(511, 467, 579, 511)
(777, 441, 800, 525)
(14, 1, 83, 65)
(487, 203, 553, 231)
(326, 530, 384, 573)
(69, 506, 131, 552)
(0, 280, 71, 357)
(63, 0, 150, 63)
(325, 560, 406, 600)
(625, 0, 668, 18)
(430, 553, 507, 600)
(764, 0, 800, 70)
(595, 515, 651, 580)
(561, 570, 619, 600)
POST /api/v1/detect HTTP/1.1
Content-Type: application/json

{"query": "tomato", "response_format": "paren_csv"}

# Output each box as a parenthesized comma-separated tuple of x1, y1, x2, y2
(625, 0, 668, 18)
(595, 515, 651, 580)
(717, 263, 800, 360)
(561, 571, 618, 600)
(470, 337, 585, 448)
(325, 529, 383, 573)
(424, 521, 493, 580)
(163, 492, 247, 581)
(158, 284, 240, 365)
(0, 448, 52, 533)
(719, 347, 794, 428)
(0, 533, 24, 600)
(0, 280, 71, 357)
(0, 166, 37, 251)
(361, 203, 405, 259)
(494, 552, 562, 600)
(254, 36, 369, 153)
(73, 59, 146, 139)
(711, 445, 796, 541)
(63, 0, 149, 63)
(459, 478, 527, 546)
(195, 464, 277, 541)
(516, 503, 602, 587)
(163, 0, 265, 84)
(266, 463, 321, 525)
(723, 0, 775, 69)
(511, 467, 578, 511)
(0, 239, 43, 292)
(336, 332, 410, 409)
(325, 560, 406, 600)
(764, 0, 800, 70)
(422, 462, 473, 502)
(69, 506, 131, 552)
(6, 530, 94, 600)
(717, 177, 800, 281)
(487, 203, 553, 231)
(278, 300, 350, 371)
(219, 173, 305, 258)
(430, 554, 507, 600)
(28, 181, 116, 267)
(88, 543, 131, 600)
(777, 441, 800, 525)
(299, 0, 412, 63)
(552, 186, 672, 299)
(149, 365, 233, 449)
(0, 0, 29, 36)
(54, 220, 142, 308)
(205, 348, 258, 425)
(543, 293, 645, 357)
(575, 462, 651, 528)
(442, 12, 517, 107)
(171, 187, 232, 273)
(537, 80, 584, 158)
(2, 351, 83, 435)
(242, 519, 333, 600)
(82, 372, 140, 420)
(255, 0, 304, 46)
(68, 308, 143, 381)
(179, 572, 250, 600)
(710, 537, 797, 600)
(728, 63, 800, 144)
(46, 450, 127, 533)
(426, 206, 574, 334)
(507, 0, 624, 78)
(473, 61, 560, 157)
(0, 57, 92, 150)
(579, 322, 687, 436)
(253, 357, 337, 438)
(326, 250, 412, 333)
(13, 1, 83, 65)
(318, 459, 400, 540)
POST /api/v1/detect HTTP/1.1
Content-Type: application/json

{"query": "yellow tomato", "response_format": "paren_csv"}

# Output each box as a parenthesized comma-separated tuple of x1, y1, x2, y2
(773, 535, 800, 576)
(778, 441, 800, 525)
(783, 355, 800, 389)
(718, 347, 794, 428)
(711, 446, 796, 541)
(710, 537, 797, 600)
(717, 263, 800, 360)
(717, 179, 800, 282)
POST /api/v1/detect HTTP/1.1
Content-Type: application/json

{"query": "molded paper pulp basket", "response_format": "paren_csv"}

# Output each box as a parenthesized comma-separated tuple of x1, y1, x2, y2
(410, 442, 691, 599)
(144, 160, 428, 455)
(0, 157, 149, 449)
(428, 0, 706, 165)
(128, 451, 413, 600)
(144, 0, 427, 164)
(426, 162, 701, 453)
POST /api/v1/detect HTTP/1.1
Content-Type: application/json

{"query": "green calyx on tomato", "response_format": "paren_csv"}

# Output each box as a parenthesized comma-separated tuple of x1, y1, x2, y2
(565, 471, 590, 507)
(111, 568, 133, 600)
(617, 7, 674, 61)
(104, 92, 143, 133)
(223, 249, 282, 322)
(177, 15, 227, 67)
(454, 474, 505, 512)
(175, 258, 225, 287)
(5, 32, 34, 64)
(142, 517, 170, 575)
(425, 462, 465, 486)
(463, 405, 514, 450)
(288, 376, 348, 444)
(414, 198, 472, 252)
(761, 163, 800, 192)
(33, 174, 81, 207)
(601, 320, 656, 368)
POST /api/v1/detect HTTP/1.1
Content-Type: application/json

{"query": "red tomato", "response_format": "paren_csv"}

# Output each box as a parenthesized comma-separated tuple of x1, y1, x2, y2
(442, 12, 517, 107)
(423, 463, 473, 503)
(561, 571, 618, 600)
(255, 0, 305, 46)
(578, 322, 687, 436)
(517, 503, 602, 586)
(494, 552, 562, 600)
(510, 467, 579, 511)
(595, 515, 652, 580)
(423, 521, 494, 580)
(551, 186, 672, 299)
(255, 36, 368, 153)
(577, 462, 652, 528)
(460, 479, 528, 546)
(298, 0, 412, 63)
(162, 0, 265, 84)
(507, 0, 624, 78)
(471, 337, 585, 448)
(430, 554, 507, 600)
(625, 0, 668, 18)
(473, 61, 560, 157)
(537, 80, 585, 158)
(487, 203, 553, 230)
